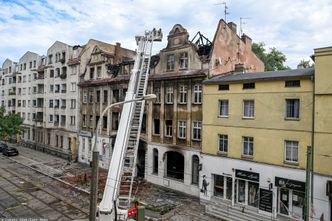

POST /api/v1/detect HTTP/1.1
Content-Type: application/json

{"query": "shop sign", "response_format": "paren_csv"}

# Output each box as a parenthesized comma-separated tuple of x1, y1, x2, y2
(259, 188, 273, 213)
(235, 169, 259, 182)
(275, 177, 305, 192)
(79, 130, 92, 137)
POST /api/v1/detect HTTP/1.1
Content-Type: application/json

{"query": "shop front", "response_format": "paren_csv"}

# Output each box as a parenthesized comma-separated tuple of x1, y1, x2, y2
(275, 177, 305, 219)
(213, 174, 233, 201)
(234, 169, 260, 208)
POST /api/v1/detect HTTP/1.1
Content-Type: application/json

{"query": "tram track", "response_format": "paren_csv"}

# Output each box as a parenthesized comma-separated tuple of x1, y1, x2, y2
(0, 155, 89, 220)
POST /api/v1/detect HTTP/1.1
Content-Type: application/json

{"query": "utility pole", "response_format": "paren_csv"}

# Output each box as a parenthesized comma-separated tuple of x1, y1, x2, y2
(304, 146, 312, 221)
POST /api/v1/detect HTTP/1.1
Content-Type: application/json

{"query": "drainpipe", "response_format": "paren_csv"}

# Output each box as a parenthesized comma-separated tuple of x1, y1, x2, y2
(311, 74, 315, 207)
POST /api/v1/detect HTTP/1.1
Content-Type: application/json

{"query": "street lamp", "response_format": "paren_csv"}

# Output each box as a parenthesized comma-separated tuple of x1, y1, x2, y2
(89, 94, 156, 221)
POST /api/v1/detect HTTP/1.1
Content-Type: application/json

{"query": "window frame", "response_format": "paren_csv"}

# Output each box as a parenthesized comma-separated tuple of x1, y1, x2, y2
(165, 86, 174, 104)
(243, 100, 255, 118)
(165, 120, 173, 137)
(193, 84, 202, 104)
(178, 120, 187, 139)
(218, 134, 228, 153)
(285, 98, 300, 120)
(179, 52, 188, 69)
(242, 136, 254, 157)
(154, 87, 161, 104)
(285, 140, 299, 163)
(192, 121, 201, 141)
(166, 54, 175, 71)
(219, 99, 229, 117)
(179, 84, 187, 104)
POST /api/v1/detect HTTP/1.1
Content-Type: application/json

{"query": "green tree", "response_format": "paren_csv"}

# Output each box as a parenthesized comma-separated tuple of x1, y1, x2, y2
(0, 107, 24, 141)
(252, 42, 290, 71)
(298, 59, 314, 68)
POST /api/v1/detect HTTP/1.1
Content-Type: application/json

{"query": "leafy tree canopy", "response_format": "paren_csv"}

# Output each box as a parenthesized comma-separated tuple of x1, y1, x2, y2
(252, 42, 290, 71)
(0, 107, 24, 141)
(298, 59, 314, 68)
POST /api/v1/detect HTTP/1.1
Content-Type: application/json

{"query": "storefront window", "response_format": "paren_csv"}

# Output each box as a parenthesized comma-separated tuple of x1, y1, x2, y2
(214, 175, 224, 198)
(238, 180, 246, 203)
(226, 177, 232, 200)
(292, 191, 304, 219)
(248, 182, 259, 207)
(280, 188, 289, 215)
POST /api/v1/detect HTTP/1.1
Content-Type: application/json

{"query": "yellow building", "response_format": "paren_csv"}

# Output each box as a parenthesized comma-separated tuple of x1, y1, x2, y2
(201, 58, 332, 220)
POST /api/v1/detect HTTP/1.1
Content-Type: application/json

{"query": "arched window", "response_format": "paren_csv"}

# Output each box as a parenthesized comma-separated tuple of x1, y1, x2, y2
(153, 148, 158, 174)
(192, 155, 199, 185)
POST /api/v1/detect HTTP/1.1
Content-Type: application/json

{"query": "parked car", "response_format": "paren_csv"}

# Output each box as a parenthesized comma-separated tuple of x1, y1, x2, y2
(2, 146, 19, 156)
(0, 142, 8, 152)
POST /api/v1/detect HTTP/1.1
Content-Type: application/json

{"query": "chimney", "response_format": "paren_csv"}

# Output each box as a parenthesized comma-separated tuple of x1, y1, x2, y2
(227, 22, 237, 33)
(297, 64, 305, 69)
(234, 63, 245, 73)
(241, 34, 252, 46)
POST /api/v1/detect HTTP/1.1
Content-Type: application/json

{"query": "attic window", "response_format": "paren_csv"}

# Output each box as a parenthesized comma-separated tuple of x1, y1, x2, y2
(285, 80, 300, 87)
(179, 52, 188, 69)
(243, 82, 255, 89)
(174, 28, 180, 34)
(218, 84, 229, 91)
(166, 54, 175, 71)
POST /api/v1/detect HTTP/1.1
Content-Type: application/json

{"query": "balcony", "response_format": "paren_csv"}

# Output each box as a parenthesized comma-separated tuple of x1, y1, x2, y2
(54, 121, 59, 126)
(61, 105, 66, 109)
(61, 89, 66, 93)
(9, 91, 16, 96)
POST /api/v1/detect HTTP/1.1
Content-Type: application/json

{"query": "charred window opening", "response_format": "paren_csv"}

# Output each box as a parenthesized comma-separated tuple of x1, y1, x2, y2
(150, 55, 160, 68)
(192, 155, 199, 185)
(107, 60, 134, 77)
(166, 151, 184, 180)
(112, 112, 119, 130)
(153, 148, 158, 174)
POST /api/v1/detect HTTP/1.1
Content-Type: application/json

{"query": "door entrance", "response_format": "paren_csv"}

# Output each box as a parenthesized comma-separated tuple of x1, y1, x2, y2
(280, 188, 289, 215)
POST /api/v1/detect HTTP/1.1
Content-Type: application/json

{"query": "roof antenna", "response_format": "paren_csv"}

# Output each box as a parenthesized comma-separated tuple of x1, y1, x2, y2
(215, 2, 229, 22)
(240, 17, 251, 36)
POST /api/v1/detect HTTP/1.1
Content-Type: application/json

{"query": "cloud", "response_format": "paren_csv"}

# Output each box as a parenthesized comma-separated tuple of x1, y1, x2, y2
(0, 0, 331, 68)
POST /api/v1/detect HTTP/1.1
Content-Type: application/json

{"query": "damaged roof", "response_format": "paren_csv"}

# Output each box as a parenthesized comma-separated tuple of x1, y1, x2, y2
(204, 68, 314, 84)
(78, 75, 130, 86)
(150, 69, 207, 81)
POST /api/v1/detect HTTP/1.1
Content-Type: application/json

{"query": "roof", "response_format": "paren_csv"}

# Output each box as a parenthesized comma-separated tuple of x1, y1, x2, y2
(149, 69, 207, 81)
(204, 68, 314, 84)
(78, 75, 130, 87)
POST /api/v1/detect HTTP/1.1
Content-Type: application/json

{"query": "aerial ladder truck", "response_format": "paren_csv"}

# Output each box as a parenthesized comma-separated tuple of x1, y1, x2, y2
(97, 28, 162, 221)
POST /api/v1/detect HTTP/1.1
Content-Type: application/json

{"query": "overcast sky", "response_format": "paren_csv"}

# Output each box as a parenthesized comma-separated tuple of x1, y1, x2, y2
(0, 0, 331, 68)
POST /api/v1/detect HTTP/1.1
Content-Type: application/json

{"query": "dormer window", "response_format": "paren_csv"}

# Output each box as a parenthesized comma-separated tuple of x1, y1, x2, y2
(166, 54, 174, 71)
(179, 52, 188, 69)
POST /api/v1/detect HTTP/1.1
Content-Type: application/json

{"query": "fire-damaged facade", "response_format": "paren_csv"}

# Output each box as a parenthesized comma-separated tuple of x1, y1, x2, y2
(141, 24, 210, 196)
(142, 21, 264, 196)
(78, 39, 135, 169)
